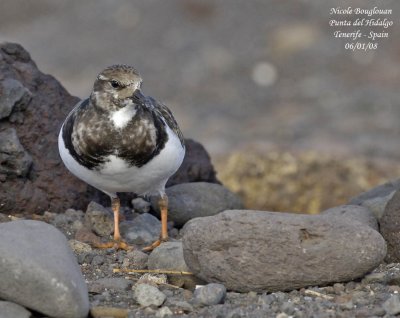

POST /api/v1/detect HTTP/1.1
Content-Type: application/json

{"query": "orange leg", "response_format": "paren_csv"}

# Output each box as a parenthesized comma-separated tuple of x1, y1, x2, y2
(93, 197, 132, 251)
(143, 194, 169, 252)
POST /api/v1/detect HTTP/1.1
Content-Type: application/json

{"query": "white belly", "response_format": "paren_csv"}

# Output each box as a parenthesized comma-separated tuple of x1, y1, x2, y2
(58, 125, 185, 197)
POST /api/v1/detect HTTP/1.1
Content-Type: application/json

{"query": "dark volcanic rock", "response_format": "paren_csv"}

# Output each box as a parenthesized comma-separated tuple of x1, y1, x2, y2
(0, 42, 85, 214)
(0, 78, 31, 120)
(167, 139, 220, 187)
(183, 210, 386, 292)
(0, 42, 219, 214)
(380, 190, 400, 262)
(0, 128, 33, 178)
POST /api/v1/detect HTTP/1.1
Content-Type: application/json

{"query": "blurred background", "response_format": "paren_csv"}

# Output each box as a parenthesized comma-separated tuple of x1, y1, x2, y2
(1, 0, 399, 213)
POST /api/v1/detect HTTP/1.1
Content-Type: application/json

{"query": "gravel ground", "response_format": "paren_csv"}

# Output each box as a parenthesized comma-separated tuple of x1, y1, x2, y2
(5, 210, 398, 318)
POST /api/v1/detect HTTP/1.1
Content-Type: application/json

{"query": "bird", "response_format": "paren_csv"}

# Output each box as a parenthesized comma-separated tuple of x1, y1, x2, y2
(58, 64, 185, 251)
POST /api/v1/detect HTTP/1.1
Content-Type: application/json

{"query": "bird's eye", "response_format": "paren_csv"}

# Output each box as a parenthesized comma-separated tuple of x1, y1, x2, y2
(110, 80, 120, 88)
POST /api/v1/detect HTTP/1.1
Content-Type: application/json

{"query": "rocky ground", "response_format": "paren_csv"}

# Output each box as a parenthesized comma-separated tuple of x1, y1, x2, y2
(0, 179, 400, 318)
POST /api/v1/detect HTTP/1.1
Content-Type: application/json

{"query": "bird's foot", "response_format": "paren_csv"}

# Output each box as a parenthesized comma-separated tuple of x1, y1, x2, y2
(142, 237, 168, 252)
(93, 239, 132, 251)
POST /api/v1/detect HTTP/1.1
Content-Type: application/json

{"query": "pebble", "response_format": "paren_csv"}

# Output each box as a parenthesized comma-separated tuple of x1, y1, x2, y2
(148, 241, 203, 288)
(362, 272, 387, 284)
(333, 283, 345, 294)
(120, 213, 161, 245)
(383, 294, 400, 315)
(0, 300, 31, 318)
(0, 220, 89, 318)
(91, 255, 105, 266)
(152, 182, 243, 227)
(125, 249, 149, 269)
(91, 277, 131, 291)
(134, 283, 166, 307)
(183, 210, 386, 292)
(193, 283, 227, 306)
(85, 201, 114, 237)
(74, 226, 102, 246)
(168, 300, 193, 312)
(131, 197, 151, 213)
(148, 241, 189, 272)
(68, 239, 92, 254)
(156, 306, 173, 317)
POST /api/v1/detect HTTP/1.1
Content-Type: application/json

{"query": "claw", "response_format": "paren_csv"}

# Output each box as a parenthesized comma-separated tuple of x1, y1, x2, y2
(142, 237, 168, 252)
(93, 239, 132, 251)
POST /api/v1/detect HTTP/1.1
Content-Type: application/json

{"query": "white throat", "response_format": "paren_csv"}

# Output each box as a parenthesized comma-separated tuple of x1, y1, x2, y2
(110, 103, 137, 129)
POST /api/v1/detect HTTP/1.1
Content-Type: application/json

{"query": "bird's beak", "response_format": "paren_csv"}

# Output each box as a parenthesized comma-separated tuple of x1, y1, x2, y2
(131, 89, 146, 104)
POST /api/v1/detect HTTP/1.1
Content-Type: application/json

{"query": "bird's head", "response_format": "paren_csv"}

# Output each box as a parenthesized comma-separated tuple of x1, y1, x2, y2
(91, 64, 146, 111)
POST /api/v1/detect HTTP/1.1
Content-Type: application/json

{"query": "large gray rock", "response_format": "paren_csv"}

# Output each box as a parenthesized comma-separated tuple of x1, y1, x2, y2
(380, 190, 400, 262)
(348, 179, 400, 220)
(152, 182, 243, 227)
(0, 301, 31, 318)
(320, 205, 378, 231)
(183, 210, 386, 292)
(0, 128, 32, 178)
(0, 42, 87, 214)
(0, 220, 89, 318)
(120, 213, 161, 245)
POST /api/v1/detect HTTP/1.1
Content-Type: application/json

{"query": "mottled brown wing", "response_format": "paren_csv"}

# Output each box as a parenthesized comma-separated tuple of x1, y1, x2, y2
(149, 97, 185, 147)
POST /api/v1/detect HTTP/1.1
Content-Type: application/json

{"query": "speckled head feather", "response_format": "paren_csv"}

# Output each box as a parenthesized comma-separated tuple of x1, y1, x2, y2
(97, 64, 141, 85)
(91, 64, 143, 111)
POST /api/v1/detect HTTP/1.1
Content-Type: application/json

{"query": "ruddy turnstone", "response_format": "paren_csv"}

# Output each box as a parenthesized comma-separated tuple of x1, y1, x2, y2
(58, 65, 185, 250)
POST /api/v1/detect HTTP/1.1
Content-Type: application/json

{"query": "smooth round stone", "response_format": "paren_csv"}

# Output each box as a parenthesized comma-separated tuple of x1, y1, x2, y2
(134, 284, 166, 307)
(183, 210, 386, 292)
(148, 241, 204, 288)
(152, 182, 243, 227)
(0, 220, 89, 318)
(120, 213, 161, 245)
(148, 241, 190, 272)
(0, 301, 31, 318)
(193, 283, 227, 306)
